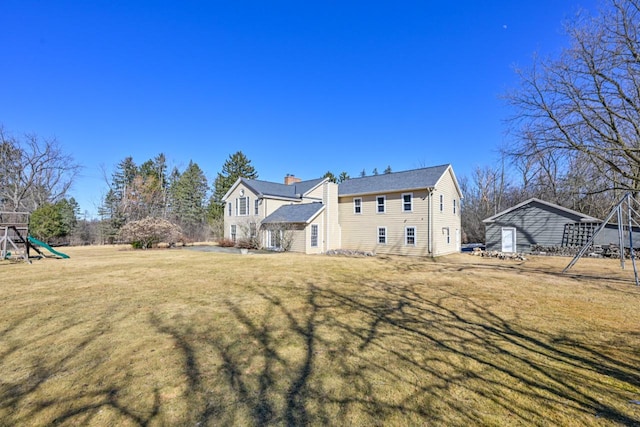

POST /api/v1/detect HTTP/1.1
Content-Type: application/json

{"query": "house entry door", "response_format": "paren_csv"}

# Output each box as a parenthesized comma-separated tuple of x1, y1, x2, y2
(501, 227, 516, 253)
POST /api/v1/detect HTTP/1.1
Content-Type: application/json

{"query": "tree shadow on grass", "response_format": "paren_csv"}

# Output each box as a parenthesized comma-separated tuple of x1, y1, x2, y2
(148, 280, 639, 425)
(2, 276, 639, 425)
(0, 306, 162, 426)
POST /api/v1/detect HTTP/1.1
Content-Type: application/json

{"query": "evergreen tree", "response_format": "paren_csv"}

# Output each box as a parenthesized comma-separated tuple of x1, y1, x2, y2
(384, 165, 392, 174)
(210, 151, 258, 220)
(338, 172, 350, 183)
(360, 169, 366, 177)
(30, 198, 78, 243)
(323, 171, 337, 183)
(98, 189, 124, 243)
(170, 161, 209, 240)
(372, 168, 379, 176)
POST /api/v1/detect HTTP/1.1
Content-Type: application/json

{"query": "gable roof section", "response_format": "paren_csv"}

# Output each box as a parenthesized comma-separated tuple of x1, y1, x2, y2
(261, 202, 325, 224)
(482, 198, 601, 223)
(338, 164, 451, 196)
(223, 177, 326, 201)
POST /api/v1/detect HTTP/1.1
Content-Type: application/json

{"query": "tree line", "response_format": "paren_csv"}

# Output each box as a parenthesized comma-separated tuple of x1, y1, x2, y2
(2, 0, 636, 247)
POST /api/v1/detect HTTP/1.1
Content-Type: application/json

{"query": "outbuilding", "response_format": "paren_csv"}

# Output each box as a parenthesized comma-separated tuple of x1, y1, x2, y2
(482, 198, 600, 253)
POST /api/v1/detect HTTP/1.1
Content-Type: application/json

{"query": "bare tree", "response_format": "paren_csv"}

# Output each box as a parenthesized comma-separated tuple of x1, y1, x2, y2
(0, 126, 80, 212)
(460, 164, 516, 243)
(505, 0, 640, 199)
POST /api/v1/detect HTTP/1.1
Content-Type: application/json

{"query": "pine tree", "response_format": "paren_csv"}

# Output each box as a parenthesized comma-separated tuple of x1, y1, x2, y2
(338, 172, 350, 183)
(210, 151, 258, 220)
(384, 165, 392, 174)
(372, 168, 379, 175)
(169, 161, 209, 240)
(323, 171, 337, 183)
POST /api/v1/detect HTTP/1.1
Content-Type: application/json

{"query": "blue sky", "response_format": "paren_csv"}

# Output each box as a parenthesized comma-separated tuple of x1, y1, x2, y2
(1, 1, 596, 217)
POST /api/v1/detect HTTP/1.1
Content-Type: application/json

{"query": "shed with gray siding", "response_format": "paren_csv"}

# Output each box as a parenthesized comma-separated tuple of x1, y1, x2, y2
(483, 199, 600, 253)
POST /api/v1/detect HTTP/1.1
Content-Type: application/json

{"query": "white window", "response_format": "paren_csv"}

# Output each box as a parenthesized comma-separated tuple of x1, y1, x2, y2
(443, 227, 450, 244)
(237, 196, 249, 216)
(354, 198, 362, 214)
(378, 227, 387, 244)
(228, 202, 232, 216)
(439, 194, 444, 212)
(405, 226, 416, 246)
(453, 199, 457, 214)
(402, 193, 413, 212)
(254, 199, 259, 215)
(250, 223, 257, 238)
(230, 225, 237, 242)
(376, 196, 386, 213)
(311, 224, 318, 247)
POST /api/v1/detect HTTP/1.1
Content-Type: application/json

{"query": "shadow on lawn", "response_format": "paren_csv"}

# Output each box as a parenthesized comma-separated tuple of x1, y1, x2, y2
(149, 281, 639, 425)
(2, 279, 639, 425)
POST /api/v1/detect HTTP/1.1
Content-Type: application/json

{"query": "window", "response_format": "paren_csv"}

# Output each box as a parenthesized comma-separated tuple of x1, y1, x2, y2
(228, 202, 232, 216)
(354, 198, 362, 214)
(250, 223, 257, 238)
(453, 199, 457, 214)
(237, 196, 249, 216)
(402, 193, 413, 212)
(255, 199, 260, 215)
(230, 225, 237, 242)
(439, 194, 444, 212)
(405, 227, 416, 246)
(376, 196, 386, 213)
(311, 224, 318, 247)
(268, 230, 282, 249)
(378, 227, 387, 244)
(443, 227, 450, 244)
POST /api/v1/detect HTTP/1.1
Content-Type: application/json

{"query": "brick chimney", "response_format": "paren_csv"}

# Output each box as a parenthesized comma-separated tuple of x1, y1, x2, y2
(284, 174, 301, 185)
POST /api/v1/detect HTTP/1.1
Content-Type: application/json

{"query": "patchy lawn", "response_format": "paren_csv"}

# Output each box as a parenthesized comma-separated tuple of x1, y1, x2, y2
(1, 246, 639, 426)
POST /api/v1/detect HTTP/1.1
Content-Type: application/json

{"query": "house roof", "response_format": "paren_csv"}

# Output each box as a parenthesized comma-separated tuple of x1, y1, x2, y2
(338, 164, 453, 196)
(482, 198, 601, 223)
(223, 177, 326, 201)
(261, 202, 325, 224)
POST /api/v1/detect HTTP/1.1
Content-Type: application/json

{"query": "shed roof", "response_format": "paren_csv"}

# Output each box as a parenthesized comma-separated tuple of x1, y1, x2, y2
(338, 164, 451, 196)
(261, 202, 325, 224)
(482, 198, 601, 223)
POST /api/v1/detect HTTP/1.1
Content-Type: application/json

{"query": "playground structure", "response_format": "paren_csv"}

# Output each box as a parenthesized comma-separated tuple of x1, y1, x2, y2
(563, 192, 639, 285)
(0, 211, 69, 262)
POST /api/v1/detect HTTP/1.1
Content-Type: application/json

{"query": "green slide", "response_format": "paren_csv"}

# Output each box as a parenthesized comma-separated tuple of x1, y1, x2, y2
(28, 236, 70, 259)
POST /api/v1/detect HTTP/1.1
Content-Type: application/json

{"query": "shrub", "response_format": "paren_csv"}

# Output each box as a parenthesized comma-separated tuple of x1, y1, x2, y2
(217, 238, 236, 247)
(235, 239, 259, 250)
(118, 217, 184, 249)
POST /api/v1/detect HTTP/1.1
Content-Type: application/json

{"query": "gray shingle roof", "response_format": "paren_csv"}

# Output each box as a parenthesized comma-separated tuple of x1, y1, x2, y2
(261, 202, 324, 224)
(482, 198, 601, 223)
(338, 164, 450, 196)
(243, 178, 325, 199)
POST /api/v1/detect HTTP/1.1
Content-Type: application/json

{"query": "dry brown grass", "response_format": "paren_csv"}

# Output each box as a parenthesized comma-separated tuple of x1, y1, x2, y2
(1, 246, 639, 426)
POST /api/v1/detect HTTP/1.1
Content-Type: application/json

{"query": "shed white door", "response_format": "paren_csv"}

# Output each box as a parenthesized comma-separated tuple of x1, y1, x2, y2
(501, 227, 516, 253)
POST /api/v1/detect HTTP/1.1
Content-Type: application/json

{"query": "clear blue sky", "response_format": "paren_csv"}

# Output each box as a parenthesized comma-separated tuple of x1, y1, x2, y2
(1, 0, 596, 217)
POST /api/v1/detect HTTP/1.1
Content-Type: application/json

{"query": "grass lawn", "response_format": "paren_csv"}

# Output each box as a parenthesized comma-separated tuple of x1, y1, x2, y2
(1, 246, 639, 426)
